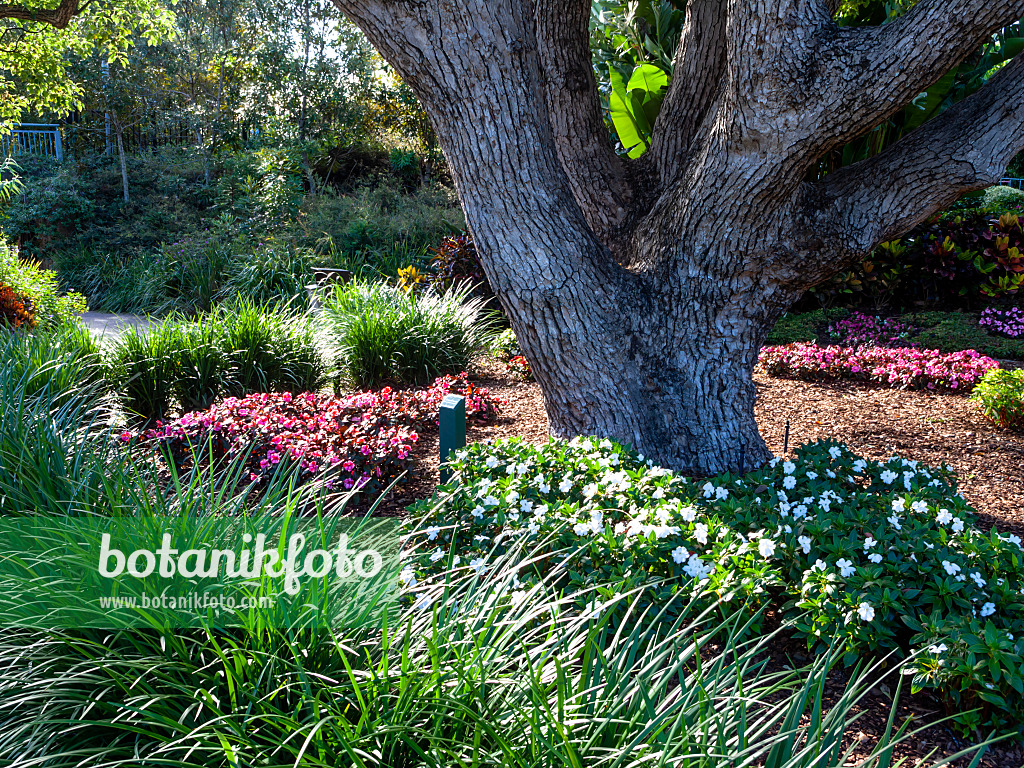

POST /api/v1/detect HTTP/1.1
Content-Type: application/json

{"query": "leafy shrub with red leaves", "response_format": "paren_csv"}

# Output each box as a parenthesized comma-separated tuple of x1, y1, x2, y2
(0, 283, 36, 329)
(137, 374, 501, 495)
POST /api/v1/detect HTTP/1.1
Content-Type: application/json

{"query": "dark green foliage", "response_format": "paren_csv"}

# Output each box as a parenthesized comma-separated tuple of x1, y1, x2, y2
(323, 279, 496, 388)
(1, 320, 103, 403)
(765, 309, 849, 346)
(810, 207, 1024, 309)
(906, 311, 1024, 361)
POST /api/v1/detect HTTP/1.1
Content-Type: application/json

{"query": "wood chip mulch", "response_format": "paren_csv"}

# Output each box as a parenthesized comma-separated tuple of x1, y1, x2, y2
(374, 361, 1024, 765)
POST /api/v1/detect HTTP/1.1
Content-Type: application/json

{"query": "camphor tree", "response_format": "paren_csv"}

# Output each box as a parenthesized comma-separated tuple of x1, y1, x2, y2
(331, 0, 1024, 475)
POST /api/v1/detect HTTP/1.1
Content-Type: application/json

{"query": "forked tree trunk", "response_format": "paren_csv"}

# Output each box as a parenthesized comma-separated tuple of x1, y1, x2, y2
(334, 0, 1024, 475)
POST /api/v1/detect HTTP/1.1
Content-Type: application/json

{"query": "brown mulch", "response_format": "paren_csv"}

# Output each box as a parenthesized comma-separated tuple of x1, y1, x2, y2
(374, 361, 1024, 766)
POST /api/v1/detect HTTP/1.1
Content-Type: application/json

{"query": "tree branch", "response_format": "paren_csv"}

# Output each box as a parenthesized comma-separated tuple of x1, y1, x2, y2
(648, 0, 727, 185)
(0, 0, 79, 27)
(534, 0, 631, 247)
(820, 0, 1024, 147)
(796, 53, 1024, 282)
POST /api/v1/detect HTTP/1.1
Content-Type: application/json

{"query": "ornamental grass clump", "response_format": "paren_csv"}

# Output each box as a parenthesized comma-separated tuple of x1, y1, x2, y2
(970, 368, 1024, 430)
(407, 437, 1024, 733)
(758, 342, 998, 391)
(323, 277, 497, 388)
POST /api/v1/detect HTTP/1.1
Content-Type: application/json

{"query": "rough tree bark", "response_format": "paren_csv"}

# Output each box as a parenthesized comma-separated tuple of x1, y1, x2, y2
(331, 0, 1024, 475)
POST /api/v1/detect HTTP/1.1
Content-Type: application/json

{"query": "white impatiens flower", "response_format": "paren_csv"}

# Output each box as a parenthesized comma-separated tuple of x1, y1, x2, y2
(558, 478, 573, 493)
(783, 475, 797, 490)
(951, 517, 964, 533)
(426, 525, 441, 541)
(539, 482, 550, 494)
(853, 459, 867, 473)
(680, 505, 697, 522)
(891, 498, 906, 513)
(783, 461, 796, 475)
(812, 559, 828, 572)
(715, 486, 729, 500)
(927, 643, 948, 654)
(520, 499, 533, 514)
(693, 523, 709, 545)
(887, 514, 902, 530)
(683, 554, 714, 580)
(868, 553, 883, 564)
(806, 471, 818, 480)
(980, 602, 996, 618)
(399, 566, 417, 588)
(470, 557, 487, 574)
(430, 548, 445, 562)
(836, 559, 855, 578)
(829, 446, 843, 460)
(941, 560, 961, 576)
(702, 482, 716, 499)
(863, 536, 877, 550)
(857, 602, 875, 622)
(798, 535, 812, 554)
(583, 483, 599, 499)
(1006, 534, 1023, 548)
(485, 456, 500, 469)
(758, 538, 776, 558)
(936, 509, 953, 525)
(911, 500, 928, 514)
(970, 572, 987, 588)
(573, 521, 591, 536)
(671, 545, 690, 564)
(652, 487, 665, 499)
(880, 470, 898, 484)
(471, 506, 485, 519)
(506, 490, 520, 504)
(484, 495, 499, 508)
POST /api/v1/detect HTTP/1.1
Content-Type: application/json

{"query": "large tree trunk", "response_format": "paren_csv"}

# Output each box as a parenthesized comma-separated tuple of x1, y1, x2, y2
(333, 0, 1024, 475)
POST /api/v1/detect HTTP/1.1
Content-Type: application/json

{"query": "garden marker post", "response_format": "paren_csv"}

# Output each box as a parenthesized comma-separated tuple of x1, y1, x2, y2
(439, 395, 466, 484)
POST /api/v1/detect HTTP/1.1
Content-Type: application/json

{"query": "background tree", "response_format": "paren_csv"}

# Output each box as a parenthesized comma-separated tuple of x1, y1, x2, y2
(331, 0, 1024, 475)
(0, 0, 173, 129)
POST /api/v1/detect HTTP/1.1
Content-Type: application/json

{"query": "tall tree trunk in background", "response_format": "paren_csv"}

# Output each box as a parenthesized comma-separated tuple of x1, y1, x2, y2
(333, 0, 1024, 475)
(115, 125, 129, 204)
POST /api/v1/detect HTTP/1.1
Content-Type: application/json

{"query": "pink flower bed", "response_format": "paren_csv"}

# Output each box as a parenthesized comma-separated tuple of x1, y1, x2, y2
(979, 306, 1024, 338)
(758, 343, 999, 392)
(136, 373, 501, 494)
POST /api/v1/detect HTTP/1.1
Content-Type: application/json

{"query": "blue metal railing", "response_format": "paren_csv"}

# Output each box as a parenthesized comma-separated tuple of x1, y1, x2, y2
(1, 124, 63, 161)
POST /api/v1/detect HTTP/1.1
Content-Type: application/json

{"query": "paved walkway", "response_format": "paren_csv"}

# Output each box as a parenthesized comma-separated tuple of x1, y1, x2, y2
(81, 312, 153, 340)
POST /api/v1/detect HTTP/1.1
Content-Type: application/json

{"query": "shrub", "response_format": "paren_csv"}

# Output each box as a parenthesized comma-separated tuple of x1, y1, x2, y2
(506, 355, 533, 381)
(141, 373, 501, 494)
(765, 308, 850, 345)
(489, 327, 521, 359)
(758, 342, 999, 392)
(323, 278, 496, 388)
(0, 237, 87, 329)
(971, 368, 1024, 430)
(0, 283, 35, 329)
(407, 437, 1024, 733)
(428, 233, 494, 298)
(979, 306, 1024, 338)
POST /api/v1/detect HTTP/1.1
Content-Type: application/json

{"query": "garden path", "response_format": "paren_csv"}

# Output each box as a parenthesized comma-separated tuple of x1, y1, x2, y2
(80, 312, 153, 340)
